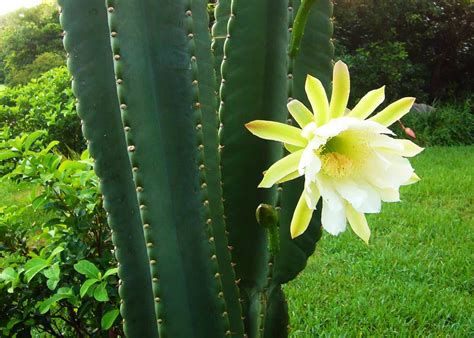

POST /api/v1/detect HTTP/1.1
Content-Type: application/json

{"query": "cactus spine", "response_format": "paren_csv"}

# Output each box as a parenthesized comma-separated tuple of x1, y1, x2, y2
(58, 0, 334, 337)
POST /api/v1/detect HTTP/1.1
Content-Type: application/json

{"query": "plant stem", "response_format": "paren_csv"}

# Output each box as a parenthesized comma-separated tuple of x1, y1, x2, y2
(289, 0, 318, 57)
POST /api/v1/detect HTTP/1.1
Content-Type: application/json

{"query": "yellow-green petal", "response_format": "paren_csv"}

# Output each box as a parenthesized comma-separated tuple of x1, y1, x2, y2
(284, 143, 301, 153)
(290, 191, 315, 238)
(403, 172, 421, 185)
(287, 99, 314, 128)
(276, 170, 302, 184)
(345, 203, 370, 244)
(305, 75, 330, 125)
(348, 86, 385, 120)
(369, 97, 416, 127)
(245, 120, 307, 147)
(259, 150, 304, 188)
(329, 61, 350, 119)
(398, 140, 424, 157)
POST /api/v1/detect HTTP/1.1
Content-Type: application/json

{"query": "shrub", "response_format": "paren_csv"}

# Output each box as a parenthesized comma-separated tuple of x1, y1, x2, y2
(340, 42, 427, 106)
(0, 131, 121, 337)
(8, 52, 65, 86)
(397, 98, 474, 146)
(0, 67, 84, 153)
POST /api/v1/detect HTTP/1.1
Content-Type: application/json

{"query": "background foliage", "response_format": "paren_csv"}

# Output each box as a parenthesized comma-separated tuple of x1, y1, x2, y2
(0, 132, 121, 336)
(0, 67, 83, 153)
(0, 2, 64, 85)
(334, 0, 473, 102)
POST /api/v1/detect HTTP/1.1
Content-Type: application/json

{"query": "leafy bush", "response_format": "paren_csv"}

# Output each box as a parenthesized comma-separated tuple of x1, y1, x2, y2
(0, 131, 121, 337)
(8, 52, 65, 86)
(397, 98, 474, 146)
(0, 67, 84, 153)
(341, 42, 427, 106)
(334, 0, 473, 101)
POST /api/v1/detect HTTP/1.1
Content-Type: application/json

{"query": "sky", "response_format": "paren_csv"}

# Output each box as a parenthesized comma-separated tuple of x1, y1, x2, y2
(0, 0, 42, 16)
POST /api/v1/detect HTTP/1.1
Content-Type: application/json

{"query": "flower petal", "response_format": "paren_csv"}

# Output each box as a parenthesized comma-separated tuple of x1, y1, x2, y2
(305, 75, 330, 125)
(284, 143, 301, 153)
(334, 179, 381, 214)
(304, 181, 321, 209)
(288, 99, 314, 128)
(321, 200, 346, 236)
(290, 191, 315, 238)
(370, 97, 416, 127)
(348, 86, 385, 120)
(403, 172, 421, 185)
(364, 152, 414, 189)
(259, 150, 304, 188)
(397, 140, 424, 157)
(316, 175, 345, 211)
(345, 203, 370, 244)
(329, 61, 350, 119)
(276, 170, 302, 184)
(246, 120, 307, 147)
(375, 187, 400, 202)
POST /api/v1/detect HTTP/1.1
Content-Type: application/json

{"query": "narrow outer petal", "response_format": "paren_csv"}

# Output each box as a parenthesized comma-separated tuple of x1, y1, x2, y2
(329, 61, 350, 119)
(348, 86, 385, 120)
(370, 97, 416, 127)
(276, 170, 302, 184)
(245, 120, 307, 147)
(345, 203, 371, 244)
(403, 172, 421, 185)
(287, 99, 314, 128)
(290, 191, 315, 238)
(305, 75, 330, 125)
(259, 150, 304, 188)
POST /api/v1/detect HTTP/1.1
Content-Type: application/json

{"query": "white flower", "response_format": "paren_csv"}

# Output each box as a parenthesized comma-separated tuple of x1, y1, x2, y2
(245, 61, 423, 243)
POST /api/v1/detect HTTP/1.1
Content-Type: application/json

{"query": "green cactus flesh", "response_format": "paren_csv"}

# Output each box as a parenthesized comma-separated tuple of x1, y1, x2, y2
(58, 0, 158, 336)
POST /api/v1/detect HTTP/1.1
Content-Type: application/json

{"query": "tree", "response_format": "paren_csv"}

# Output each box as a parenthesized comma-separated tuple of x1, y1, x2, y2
(0, 2, 65, 85)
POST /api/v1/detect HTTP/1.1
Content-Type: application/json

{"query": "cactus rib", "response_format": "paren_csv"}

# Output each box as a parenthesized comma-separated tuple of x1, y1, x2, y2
(106, 0, 230, 336)
(58, 0, 158, 336)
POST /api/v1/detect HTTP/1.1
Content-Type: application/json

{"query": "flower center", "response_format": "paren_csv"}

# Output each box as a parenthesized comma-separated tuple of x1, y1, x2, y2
(320, 152, 354, 178)
(318, 131, 369, 178)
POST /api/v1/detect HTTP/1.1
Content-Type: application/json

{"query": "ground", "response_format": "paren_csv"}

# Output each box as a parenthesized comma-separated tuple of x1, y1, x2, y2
(284, 146, 474, 336)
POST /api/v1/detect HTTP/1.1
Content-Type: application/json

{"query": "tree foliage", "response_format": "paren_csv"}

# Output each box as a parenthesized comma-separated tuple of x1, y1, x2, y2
(334, 0, 473, 101)
(0, 2, 65, 85)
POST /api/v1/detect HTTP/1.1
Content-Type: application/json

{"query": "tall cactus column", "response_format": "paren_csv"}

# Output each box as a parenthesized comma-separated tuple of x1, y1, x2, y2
(105, 0, 232, 336)
(59, 0, 158, 336)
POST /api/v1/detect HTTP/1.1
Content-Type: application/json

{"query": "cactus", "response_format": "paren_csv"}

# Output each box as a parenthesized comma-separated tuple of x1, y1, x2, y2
(58, 0, 333, 336)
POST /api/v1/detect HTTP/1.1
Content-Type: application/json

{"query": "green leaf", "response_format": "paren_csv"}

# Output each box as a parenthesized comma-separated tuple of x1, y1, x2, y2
(101, 309, 120, 330)
(24, 258, 49, 283)
(58, 160, 89, 173)
(74, 260, 100, 279)
(38, 293, 71, 314)
(41, 141, 60, 154)
(0, 150, 18, 161)
(47, 246, 64, 263)
(80, 278, 99, 298)
(102, 267, 118, 279)
(93, 282, 109, 302)
(23, 130, 46, 152)
(43, 264, 60, 290)
(0, 267, 20, 293)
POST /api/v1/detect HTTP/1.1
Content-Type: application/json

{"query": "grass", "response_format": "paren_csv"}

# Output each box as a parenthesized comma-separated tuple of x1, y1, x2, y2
(284, 146, 474, 336)
(0, 84, 6, 92)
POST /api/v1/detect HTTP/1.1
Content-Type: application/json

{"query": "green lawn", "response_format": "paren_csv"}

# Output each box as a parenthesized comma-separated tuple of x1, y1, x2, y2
(285, 146, 474, 336)
(0, 84, 6, 92)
